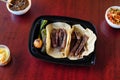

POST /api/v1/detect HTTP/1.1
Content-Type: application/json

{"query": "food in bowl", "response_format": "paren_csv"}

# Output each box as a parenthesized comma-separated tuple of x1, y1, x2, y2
(0, 45, 11, 66)
(9, 0, 29, 11)
(107, 8, 120, 25)
(33, 21, 97, 60)
(6, 0, 31, 15)
(105, 6, 120, 28)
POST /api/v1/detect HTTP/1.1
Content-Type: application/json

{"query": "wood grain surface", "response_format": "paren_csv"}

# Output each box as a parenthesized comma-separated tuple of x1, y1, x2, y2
(0, 0, 120, 80)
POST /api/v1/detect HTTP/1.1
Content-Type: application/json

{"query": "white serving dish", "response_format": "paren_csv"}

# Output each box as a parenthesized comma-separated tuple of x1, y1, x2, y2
(6, 0, 31, 15)
(105, 6, 120, 29)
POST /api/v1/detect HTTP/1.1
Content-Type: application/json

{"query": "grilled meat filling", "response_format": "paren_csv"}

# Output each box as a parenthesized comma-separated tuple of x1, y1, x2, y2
(69, 40, 81, 56)
(51, 28, 89, 57)
(51, 29, 67, 50)
(70, 32, 77, 51)
(51, 29, 58, 48)
(58, 29, 64, 46)
(69, 31, 89, 57)
(60, 29, 67, 49)
(75, 35, 89, 56)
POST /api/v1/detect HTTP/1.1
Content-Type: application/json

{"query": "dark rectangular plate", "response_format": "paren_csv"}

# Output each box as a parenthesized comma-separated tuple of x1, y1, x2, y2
(28, 15, 97, 66)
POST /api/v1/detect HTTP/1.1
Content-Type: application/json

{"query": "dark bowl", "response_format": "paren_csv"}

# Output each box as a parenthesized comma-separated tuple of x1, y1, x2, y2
(28, 15, 97, 66)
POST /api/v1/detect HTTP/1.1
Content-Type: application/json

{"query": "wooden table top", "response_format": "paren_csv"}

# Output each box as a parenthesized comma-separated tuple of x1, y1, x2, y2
(0, 0, 120, 80)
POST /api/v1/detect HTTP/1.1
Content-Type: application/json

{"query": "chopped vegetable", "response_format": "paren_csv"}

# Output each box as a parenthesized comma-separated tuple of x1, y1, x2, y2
(107, 8, 120, 25)
(40, 20, 48, 30)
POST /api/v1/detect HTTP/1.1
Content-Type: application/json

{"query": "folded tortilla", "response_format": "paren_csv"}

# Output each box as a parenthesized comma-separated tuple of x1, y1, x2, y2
(46, 22, 71, 58)
(68, 24, 97, 60)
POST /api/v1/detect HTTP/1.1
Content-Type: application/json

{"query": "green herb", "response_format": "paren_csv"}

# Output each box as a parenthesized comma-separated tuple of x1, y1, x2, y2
(41, 29, 46, 41)
(39, 20, 47, 52)
(38, 20, 47, 38)
(40, 20, 48, 30)
(41, 29, 46, 52)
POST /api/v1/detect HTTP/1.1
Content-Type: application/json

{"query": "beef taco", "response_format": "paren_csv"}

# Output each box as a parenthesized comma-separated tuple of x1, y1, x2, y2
(68, 24, 97, 60)
(46, 22, 71, 58)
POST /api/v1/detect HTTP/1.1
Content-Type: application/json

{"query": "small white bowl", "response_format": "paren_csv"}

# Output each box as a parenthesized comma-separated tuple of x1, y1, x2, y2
(0, 45, 11, 66)
(105, 6, 120, 29)
(6, 0, 31, 15)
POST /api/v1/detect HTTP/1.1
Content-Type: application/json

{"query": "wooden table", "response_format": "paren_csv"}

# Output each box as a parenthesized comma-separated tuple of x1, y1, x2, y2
(0, 0, 120, 80)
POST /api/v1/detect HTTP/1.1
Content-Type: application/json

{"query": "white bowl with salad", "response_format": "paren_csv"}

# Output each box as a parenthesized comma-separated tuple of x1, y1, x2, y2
(105, 6, 120, 29)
